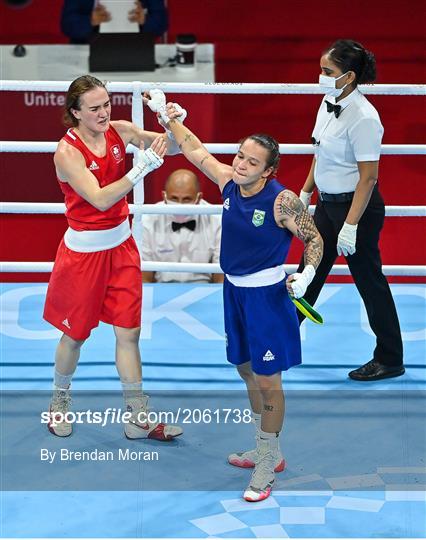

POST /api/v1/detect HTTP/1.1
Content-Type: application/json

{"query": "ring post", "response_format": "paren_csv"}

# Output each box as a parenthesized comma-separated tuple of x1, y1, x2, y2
(130, 82, 145, 260)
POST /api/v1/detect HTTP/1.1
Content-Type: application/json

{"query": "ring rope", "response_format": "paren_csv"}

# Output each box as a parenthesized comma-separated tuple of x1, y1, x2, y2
(1, 262, 424, 277)
(2, 81, 424, 278)
(1, 141, 424, 155)
(1, 261, 425, 276)
(1, 202, 425, 217)
(0, 202, 426, 217)
(1, 81, 425, 95)
(1, 204, 424, 276)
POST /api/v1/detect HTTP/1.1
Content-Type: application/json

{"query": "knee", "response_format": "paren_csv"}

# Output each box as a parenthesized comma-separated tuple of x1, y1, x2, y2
(254, 373, 282, 398)
(115, 326, 141, 346)
(60, 333, 85, 351)
(236, 362, 255, 384)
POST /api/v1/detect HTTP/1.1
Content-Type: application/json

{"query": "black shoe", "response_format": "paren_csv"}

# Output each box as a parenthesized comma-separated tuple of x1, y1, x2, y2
(349, 360, 405, 381)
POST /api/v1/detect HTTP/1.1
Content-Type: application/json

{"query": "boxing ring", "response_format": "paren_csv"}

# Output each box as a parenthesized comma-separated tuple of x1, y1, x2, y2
(0, 81, 425, 538)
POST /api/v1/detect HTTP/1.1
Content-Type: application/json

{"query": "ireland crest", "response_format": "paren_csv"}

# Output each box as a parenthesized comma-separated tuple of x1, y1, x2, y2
(252, 209, 266, 227)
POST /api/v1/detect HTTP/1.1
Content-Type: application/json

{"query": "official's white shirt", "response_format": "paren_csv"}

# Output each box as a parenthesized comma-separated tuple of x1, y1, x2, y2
(141, 200, 221, 283)
(312, 88, 384, 194)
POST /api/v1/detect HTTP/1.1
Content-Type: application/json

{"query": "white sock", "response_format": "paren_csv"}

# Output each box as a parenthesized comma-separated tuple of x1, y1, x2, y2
(54, 369, 73, 389)
(252, 412, 261, 434)
(259, 429, 281, 454)
(121, 380, 144, 405)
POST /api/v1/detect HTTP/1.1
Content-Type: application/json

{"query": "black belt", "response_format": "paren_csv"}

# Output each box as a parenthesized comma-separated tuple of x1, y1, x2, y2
(319, 191, 354, 203)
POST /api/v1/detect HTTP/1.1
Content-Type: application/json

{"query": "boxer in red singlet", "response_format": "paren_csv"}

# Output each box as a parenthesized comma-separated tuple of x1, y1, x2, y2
(44, 75, 182, 441)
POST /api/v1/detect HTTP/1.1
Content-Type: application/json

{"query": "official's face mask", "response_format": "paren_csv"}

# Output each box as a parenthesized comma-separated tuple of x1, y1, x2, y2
(165, 197, 200, 223)
(318, 72, 349, 98)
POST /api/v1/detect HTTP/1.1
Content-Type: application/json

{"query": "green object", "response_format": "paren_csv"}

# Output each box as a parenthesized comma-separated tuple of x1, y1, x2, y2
(252, 209, 266, 227)
(291, 296, 324, 325)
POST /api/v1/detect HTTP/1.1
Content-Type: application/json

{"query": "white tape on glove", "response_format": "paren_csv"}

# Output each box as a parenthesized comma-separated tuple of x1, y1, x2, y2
(126, 147, 164, 186)
(289, 264, 316, 299)
(172, 102, 187, 124)
(146, 88, 169, 125)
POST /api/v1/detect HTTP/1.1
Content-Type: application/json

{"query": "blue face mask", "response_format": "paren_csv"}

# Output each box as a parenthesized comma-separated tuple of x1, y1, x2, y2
(318, 72, 349, 98)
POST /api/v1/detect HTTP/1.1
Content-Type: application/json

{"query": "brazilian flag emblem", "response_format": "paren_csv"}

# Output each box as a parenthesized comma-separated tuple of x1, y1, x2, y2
(252, 209, 266, 227)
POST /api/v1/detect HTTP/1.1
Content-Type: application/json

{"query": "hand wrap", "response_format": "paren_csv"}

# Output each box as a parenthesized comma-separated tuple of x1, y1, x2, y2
(147, 89, 187, 128)
(126, 147, 164, 186)
(289, 264, 316, 299)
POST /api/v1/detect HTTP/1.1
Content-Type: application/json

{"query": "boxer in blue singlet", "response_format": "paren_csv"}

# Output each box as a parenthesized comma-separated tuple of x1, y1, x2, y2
(145, 91, 323, 502)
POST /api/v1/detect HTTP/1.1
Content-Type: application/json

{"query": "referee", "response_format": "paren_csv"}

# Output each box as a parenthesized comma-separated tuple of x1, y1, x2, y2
(298, 39, 404, 381)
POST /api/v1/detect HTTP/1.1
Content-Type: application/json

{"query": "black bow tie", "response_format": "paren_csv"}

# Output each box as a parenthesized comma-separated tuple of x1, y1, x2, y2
(325, 101, 342, 118)
(171, 220, 196, 232)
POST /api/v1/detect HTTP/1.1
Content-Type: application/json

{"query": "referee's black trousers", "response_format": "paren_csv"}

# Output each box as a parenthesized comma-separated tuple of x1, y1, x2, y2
(297, 186, 403, 366)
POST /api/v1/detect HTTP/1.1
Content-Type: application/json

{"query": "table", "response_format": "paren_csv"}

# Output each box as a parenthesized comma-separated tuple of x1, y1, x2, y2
(0, 43, 215, 82)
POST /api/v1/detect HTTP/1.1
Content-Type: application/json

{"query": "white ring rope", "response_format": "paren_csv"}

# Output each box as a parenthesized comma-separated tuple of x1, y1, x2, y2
(1, 202, 425, 217)
(1, 261, 424, 277)
(1, 203, 424, 276)
(1, 81, 425, 95)
(1, 81, 424, 277)
(1, 141, 424, 155)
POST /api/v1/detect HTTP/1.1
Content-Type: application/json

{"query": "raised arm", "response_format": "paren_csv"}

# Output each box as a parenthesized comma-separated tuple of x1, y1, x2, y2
(168, 114, 232, 191)
(54, 136, 165, 212)
(111, 120, 179, 156)
(274, 189, 323, 298)
(144, 90, 233, 191)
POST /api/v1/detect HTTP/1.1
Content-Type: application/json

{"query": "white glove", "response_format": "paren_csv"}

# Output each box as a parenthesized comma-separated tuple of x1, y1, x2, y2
(337, 222, 358, 256)
(288, 264, 316, 299)
(163, 104, 188, 149)
(299, 190, 313, 209)
(170, 102, 187, 124)
(146, 89, 188, 128)
(126, 147, 164, 186)
(146, 88, 169, 125)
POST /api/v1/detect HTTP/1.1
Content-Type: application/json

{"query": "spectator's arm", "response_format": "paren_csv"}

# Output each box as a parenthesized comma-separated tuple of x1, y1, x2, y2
(61, 0, 94, 43)
(142, 271, 156, 283)
(212, 273, 224, 284)
(140, 0, 168, 36)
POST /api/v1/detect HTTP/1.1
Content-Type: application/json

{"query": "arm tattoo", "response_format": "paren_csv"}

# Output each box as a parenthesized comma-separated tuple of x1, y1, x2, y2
(276, 189, 305, 220)
(264, 404, 274, 412)
(178, 133, 195, 151)
(200, 154, 210, 171)
(275, 190, 323, 269)
(303, 236, 323, 269)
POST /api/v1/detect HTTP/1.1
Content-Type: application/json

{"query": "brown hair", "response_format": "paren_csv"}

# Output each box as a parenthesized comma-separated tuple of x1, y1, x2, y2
(63, 75, 108, 127)
(238, 133, 280, 176)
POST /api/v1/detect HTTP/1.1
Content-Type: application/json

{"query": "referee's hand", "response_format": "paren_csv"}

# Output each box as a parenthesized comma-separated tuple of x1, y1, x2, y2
(337, 222, 358, 256)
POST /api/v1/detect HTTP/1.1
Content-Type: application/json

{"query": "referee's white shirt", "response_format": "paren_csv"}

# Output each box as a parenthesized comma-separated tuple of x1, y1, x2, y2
(312, 88, 384, 194)
(141, 200, 221, 283)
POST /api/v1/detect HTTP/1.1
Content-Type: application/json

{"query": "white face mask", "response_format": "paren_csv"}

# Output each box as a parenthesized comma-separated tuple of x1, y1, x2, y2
(318, 72, 349, 98)
(165, 198, 198, 223)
